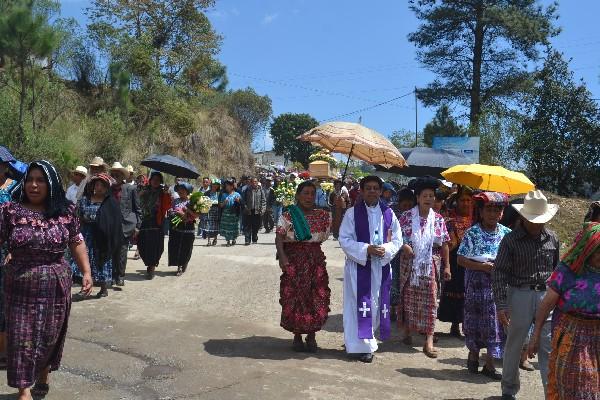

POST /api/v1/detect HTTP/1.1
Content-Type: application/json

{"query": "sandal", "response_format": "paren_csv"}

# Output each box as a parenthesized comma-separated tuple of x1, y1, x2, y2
(520, 359, 535, 371)
(423, 346, 438, 359)
(31, 382, 50, 396)
(176, 267, 183, 277)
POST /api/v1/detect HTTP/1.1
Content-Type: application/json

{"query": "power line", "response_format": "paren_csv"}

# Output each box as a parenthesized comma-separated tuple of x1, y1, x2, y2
(319, 90, 416, 122)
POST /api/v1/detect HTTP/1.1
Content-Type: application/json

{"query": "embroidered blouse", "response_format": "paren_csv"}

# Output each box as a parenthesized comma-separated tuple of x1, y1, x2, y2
(547, 262, 600, 318)
(277, 209, 331, 243)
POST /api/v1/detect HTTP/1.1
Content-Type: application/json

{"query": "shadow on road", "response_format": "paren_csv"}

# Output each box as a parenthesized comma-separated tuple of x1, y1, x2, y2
(396, 367, 491, 385)
(203, 336, 351, 362)
(321, 313, 343, 333)
(125, 269, 176, 281)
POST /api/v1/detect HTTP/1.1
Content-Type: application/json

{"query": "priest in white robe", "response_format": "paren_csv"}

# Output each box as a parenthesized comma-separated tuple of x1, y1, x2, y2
(336, 176, 402, 363)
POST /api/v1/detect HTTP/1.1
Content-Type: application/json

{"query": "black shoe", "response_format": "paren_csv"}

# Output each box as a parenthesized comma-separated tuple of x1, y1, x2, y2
(232, 240, 236, 246)
(501, 394, 516, 400)
(467, 354, 479, 373)
(481, 366, 502, 380)
(111, 279, 117, 286)
(292, 336, 305, 352)
(96, 289, 108, 298)
(245, 242, 250, 246)
(358, 353, 374, 363)
(116, 278, 125, 287)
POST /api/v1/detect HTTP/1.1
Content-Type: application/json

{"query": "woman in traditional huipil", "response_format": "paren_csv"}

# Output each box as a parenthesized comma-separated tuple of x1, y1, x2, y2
(396, 176, 450, 358)
(1, 161, 92, 400)
(138, 172, 171, 279)
(0, 149, 20, 368)
(528, 222, 600, 400)
(219, 180, 242, 246)
(276, 181, 331, 352)
(72, 173, 122, 298)
(201, 179, 221, 246)
(168, 182, 198, 276)
(438, 185, 473, 337)
(458, 192, 511, 380)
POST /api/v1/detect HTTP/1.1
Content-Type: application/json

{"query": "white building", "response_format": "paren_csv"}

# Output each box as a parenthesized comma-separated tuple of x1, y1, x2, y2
(254, 151, 289, 167)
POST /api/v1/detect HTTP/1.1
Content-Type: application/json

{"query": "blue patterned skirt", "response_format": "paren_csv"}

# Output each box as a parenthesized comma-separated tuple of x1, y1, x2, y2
(71, 224, 113, 283)
(463, 270, 505, 358)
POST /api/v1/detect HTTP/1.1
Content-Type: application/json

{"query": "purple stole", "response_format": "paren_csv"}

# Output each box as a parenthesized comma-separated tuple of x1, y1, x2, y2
(354, 200, 393, 340)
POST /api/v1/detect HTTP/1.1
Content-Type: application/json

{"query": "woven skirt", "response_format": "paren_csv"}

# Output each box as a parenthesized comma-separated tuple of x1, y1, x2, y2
(547, 312, 600, 400)
(279, 242, 330, 334)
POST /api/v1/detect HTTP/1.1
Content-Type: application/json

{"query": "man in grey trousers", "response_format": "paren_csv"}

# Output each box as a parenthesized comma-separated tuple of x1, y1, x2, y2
(109, 162, 142, 287)
(492, 190, 559, 400)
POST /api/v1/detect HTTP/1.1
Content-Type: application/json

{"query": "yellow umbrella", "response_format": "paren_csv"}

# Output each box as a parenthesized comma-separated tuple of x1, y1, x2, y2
(297, 122, 407, 169)
(441, 164, 535, 195)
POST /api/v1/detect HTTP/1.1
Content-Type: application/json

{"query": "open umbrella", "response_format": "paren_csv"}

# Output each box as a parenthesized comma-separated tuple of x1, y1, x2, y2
(375, 147, 472, 178)
(297, 122, 406, 178)
(141, 154, 199, 179)
(441, 164, 535, 195)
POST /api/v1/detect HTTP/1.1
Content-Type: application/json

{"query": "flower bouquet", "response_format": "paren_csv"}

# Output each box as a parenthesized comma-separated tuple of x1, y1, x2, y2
(320, 182, 334, 193)
(309, 149, 337, 167)
(275, 181, 299, 207)
(171, 192, 211, 227)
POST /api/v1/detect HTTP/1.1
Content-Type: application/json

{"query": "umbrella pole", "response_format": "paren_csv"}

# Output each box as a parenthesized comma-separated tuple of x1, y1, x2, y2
(341, 143, 355, 182)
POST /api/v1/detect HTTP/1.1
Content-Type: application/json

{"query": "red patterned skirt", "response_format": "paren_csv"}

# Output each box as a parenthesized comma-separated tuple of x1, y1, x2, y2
(280, 242, 330, 334)
(396, 254, 439, 336)
(547, 312, 600, 400)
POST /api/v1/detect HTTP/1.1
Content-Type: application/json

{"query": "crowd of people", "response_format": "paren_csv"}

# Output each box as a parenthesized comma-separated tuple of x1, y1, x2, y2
(0, 146, 598, 399)
(275, 175, 600, 400)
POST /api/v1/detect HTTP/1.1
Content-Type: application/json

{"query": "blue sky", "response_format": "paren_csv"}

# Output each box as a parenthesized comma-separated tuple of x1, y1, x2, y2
(60, 1, 600, 151)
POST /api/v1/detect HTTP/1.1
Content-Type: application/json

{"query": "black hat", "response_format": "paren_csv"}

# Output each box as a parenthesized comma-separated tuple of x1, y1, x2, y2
(410, 176, 441, 195)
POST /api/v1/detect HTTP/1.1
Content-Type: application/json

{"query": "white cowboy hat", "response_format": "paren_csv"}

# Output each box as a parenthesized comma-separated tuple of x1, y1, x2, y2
(109, 161, 129, 176)
(512, 190, 558, 224)
(72, 165, 88, 177)
(126, 165, 135, 174)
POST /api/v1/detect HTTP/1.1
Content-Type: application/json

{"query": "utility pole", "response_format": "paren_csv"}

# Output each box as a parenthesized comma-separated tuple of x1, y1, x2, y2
(414, 87, 418, 147)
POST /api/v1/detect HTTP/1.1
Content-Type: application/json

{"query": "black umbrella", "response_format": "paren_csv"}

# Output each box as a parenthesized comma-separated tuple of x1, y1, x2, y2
(375, 147, 471, 178)
(141, 154, 199, 179)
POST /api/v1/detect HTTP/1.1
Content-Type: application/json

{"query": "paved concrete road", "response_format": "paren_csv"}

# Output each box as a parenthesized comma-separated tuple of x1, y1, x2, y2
(0, 233, 544, 399)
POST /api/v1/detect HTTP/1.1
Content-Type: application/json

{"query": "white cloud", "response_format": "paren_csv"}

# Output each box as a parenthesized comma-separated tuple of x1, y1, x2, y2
(262, 13, 279, 25)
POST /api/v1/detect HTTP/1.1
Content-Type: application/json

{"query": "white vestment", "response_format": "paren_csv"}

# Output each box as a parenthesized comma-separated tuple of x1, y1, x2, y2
(339, 203, 402, 354)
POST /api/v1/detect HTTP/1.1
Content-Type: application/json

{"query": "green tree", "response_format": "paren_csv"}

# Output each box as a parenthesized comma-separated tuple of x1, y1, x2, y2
(88, 0, 222, 87)
(222, 88, 272, 140)
(478, 104, 521, 166)
(422, 104, 464, 146)
(0, 0, 58, 149)
(271, 113, 319, 167)
(409, 0, 559, 133)
(390, 128, 420, 148)
(516, 51, 600, 195)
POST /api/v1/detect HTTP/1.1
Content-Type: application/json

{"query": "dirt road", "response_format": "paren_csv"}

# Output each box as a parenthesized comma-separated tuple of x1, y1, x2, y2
(0, 233, 544, 399)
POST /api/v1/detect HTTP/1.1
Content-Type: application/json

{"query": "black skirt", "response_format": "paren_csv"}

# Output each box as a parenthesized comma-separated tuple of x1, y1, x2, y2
(138, 218, 165, 267)
(437, 248, 465, 323)
(168, 222, 195, 267)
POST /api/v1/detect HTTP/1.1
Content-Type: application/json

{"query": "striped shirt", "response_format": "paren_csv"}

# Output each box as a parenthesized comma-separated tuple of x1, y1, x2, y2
(492, 225, 560, 310)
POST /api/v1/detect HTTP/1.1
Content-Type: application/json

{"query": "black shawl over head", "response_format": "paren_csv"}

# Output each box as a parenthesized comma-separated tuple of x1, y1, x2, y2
(15, 160, 71, 218)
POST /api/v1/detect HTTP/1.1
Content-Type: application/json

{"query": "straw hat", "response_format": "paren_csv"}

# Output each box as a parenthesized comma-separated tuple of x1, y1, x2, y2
(512, 190, 558, 224)
(109, 161, 129, 176)
(89, 156, 107, 167)
(126, 165, 135, 174)
(72, 166, 88, 177)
